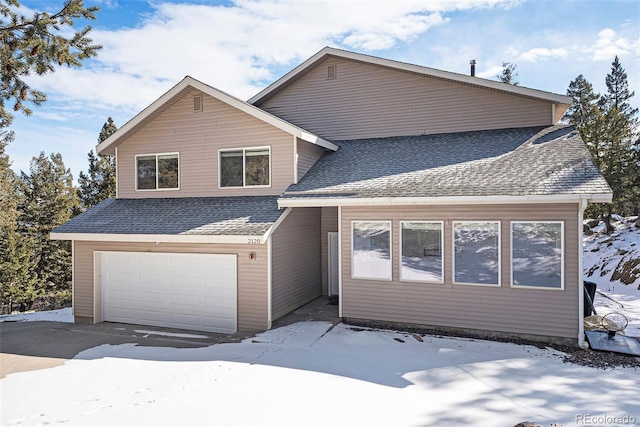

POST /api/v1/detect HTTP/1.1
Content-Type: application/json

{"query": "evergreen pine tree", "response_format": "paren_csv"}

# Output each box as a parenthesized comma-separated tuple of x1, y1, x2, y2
(564, 75, 601, 127)
(78, 117, 117, 209)
(604, 56, 638, 119)
(0, 230, 39, 312)
(0, 140, 18, 229)
(497, 62, 519, 85)
(600, 57, 638, 218)
(19, 152, 79, 305)
(566, 58, 639, 229)
(0, 140, 38, 312)
(0, 0, 101, 130)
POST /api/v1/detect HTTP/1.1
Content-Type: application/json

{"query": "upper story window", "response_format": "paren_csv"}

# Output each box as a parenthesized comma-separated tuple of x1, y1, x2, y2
(219, 147, 270, 188)
(136, 153, 179, 191)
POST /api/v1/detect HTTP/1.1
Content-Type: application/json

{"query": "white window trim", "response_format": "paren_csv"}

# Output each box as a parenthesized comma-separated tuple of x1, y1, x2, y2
(399, 221, 444, 284)
(510, 221, 565, 291)
(452, 220, 501, 287)
(351, 220, 392, 281)
(218, 146, 272, 189)
(135, 152, 180, 191)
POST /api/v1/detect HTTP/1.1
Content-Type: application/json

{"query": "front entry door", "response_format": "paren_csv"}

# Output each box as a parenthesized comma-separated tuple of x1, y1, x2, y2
(328, 232, 339, 296)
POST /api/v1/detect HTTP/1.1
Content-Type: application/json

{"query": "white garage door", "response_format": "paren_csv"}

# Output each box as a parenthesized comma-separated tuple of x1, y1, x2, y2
(100, 252, 237, 334)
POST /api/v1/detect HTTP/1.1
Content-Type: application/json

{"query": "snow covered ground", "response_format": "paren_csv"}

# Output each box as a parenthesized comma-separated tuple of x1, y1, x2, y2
(0, 307, 73, 323)
(1, 316, 639, 426)
(584, 216, 640, 337)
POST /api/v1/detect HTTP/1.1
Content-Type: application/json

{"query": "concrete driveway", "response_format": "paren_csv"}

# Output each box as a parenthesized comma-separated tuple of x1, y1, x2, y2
(0, 297, 340, 379)
(0, 320, 255, 379)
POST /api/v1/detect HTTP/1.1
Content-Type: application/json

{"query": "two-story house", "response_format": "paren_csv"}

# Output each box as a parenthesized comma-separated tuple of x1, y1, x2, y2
(51, 47, 612, 345)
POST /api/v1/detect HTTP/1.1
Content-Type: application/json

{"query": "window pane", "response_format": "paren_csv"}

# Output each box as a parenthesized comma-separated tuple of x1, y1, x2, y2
(137, 155, 156, 190)
(352, 221, 391, 279)
(454, 222, 500, 285)
(245, 149, 270, 186)
(401, 222, 442, 282)
(158, 154, 179, 189)
(512, 222, 562, 288)
(220, 150, 243, 187)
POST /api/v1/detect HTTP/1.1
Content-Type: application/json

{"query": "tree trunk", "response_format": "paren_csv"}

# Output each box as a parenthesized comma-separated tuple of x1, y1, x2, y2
(603, 212, 615, 234)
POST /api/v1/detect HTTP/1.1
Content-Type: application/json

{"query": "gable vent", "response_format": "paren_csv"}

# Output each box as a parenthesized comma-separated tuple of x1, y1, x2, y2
(327, 64, 337, 79)
(193, 95, 203, 112)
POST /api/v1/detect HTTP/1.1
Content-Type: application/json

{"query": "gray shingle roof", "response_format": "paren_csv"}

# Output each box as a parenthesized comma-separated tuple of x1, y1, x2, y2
(282, 125, 612, 200)
(52, 196, 283, 236)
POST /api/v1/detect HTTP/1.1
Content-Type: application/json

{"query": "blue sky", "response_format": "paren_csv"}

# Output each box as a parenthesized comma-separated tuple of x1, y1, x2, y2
(6, 0, 640, 180)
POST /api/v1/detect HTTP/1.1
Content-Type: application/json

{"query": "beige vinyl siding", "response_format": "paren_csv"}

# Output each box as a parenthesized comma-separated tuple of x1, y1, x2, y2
(270, 208, 322, 320)
(320, 207, 338, 295)
(73, 241, 268, 331)
(340, 203, 580, 339)
(258, 57, 553, 141)
(117, 88, 294, 198)
(297, 138, 326, 182)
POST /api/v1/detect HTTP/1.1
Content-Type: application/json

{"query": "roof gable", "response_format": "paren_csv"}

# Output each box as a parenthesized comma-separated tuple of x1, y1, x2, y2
(249, 47, 572, 120)
(97, 76, 337, 155)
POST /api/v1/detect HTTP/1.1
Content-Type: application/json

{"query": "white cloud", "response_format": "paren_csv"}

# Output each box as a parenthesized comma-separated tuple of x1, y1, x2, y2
(23, 0, 515, 115)
(591, 28, 639, 61)
(92, 0, 119, 9)
(476, 64, 504, 79)
(518, 47, 568, 62)
(343, 13, 449, 50)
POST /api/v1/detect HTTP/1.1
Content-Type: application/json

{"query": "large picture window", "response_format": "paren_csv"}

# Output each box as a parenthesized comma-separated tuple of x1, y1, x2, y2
(352, 221, 391, 280)
(511, 222, 563, 289)
(453, 221, 500, 286)
(400, 222, 443, 283)
(220, 147, 270, 188)
(136, 153, 179, 190)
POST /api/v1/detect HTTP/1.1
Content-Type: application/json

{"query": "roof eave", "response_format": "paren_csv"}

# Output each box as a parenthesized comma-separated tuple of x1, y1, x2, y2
(49, 231, 270, 244)
(277, 193, 613, 208)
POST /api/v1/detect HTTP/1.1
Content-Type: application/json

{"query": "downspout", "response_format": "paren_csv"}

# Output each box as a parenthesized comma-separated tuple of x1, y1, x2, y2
(71, 240, 75, 320)
(578, 197, 588, 349)
(267, 236, 273, 329)
(114, 147, 119, 199)
(293, 136, 298, 184)
(338, 206, 343, 318)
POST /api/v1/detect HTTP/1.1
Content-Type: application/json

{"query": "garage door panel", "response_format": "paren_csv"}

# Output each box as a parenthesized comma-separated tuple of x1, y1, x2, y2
(106, 307, 136, 320)
(106, 289, 135, 302)
(105, 271, 136, 286)
(203, 283, 236, 297)
(169, 274, 204, 289)
(105, 252, 136, 266)
(170, 255, 205, 268)
(203, 306, 235, 319)
(138, 311, 170, 324)
(138, 273, 169, 288)
(202, 317, 236, 333)
(138, 254, 170, 267)
(137, 291, 167, 304)
(203, 296, 236, 310)
(209, 271, 236, 285)
(170, 294, 201, 306)
(101, 252, 237, 333)
(169, 313, 201, 325)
